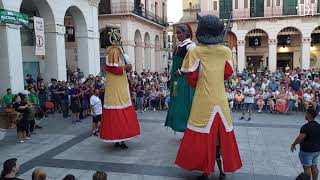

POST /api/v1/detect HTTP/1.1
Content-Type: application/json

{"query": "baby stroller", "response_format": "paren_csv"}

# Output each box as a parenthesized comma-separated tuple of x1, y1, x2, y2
(35, 101, 54, 129)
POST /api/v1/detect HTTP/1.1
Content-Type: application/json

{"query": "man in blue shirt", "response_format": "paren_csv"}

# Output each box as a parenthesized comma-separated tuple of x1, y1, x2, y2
(268, 78, 279, 92)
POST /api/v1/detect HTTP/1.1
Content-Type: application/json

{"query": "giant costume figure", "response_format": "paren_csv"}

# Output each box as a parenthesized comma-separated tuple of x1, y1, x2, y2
(175, 15, 242, 179)
(100, 30, 140, 148)
(165, 23, 196, 132)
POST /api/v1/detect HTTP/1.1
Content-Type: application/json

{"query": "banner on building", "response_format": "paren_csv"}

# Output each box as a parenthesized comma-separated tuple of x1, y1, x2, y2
(0, 9, 29, 26)
(34, 16, 45, 56)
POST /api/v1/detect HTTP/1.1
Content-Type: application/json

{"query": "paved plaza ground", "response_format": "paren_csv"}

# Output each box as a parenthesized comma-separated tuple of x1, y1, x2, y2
(1, 110, 318, 180)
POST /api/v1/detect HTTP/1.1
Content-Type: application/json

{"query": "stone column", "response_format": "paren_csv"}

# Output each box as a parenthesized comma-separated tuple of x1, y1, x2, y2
(134, 42, 144, 73)
(0, 24, 24, 93)
(150, 43, 156, 72)
(89, 0, 101, 75)
(144, 43, 152, 71)
(301, 37, 311, 70)
(44, 24, 67, 81)
(268, 39, 278, 72)
(155, 44, 161, 72)
(237, 40, 245, 73)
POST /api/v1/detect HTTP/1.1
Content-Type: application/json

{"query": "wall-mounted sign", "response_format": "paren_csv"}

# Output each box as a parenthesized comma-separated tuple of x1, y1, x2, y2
(34, 16, 45, 56)
(0, 9, 29, 26)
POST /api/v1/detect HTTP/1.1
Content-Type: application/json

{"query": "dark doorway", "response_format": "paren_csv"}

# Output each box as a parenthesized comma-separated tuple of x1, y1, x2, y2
(277, 52, 293, 69)
(247, 56, 263, 71)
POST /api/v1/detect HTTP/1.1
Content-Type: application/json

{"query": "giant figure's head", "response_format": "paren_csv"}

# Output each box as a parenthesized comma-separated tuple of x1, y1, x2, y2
(176, 23, 193, 42)
(196, 15, 224, 44)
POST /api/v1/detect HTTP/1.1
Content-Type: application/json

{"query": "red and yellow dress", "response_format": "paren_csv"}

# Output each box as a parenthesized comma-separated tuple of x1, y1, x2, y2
(100, 46, 140, 142)
(175, 45, 242, 175)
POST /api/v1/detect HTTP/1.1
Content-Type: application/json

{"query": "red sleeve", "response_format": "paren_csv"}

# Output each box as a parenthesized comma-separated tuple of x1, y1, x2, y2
(187, 71, 199, 88)
(224, 61, 233, 80)
(105, 65, 124, 75)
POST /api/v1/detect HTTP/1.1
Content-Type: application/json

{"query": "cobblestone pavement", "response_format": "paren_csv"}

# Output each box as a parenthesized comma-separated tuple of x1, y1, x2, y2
(1, 110, 317, 180)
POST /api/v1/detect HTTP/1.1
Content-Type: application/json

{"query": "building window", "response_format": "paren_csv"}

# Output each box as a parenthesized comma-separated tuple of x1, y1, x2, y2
(214, 1, 218, 10)
(162, 2, 165, 18)
(244, 0, 248, 8)
(235, 0, 238, 9)
(163, 32, 167, 49)
(219, 0, 232, 19)
(300, 0, 304, 4)
(155, 2, 158, 15)
(276, 0, 280, 6)
(311, 0, 315, 3)
(209, 0, 213, 10)
(283, 0, 297, 15)
(318, 0, 320, 13)
(250, 0, 264, 17)
(267, 0, 270, 7)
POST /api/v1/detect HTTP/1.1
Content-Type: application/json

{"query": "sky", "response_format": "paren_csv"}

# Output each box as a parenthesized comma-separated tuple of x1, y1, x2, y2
(167, 0, 183, 23)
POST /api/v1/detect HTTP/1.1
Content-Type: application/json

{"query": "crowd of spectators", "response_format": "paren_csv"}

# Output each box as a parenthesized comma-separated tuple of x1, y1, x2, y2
(0, 158, 108, 180)
(225, 67, 320, 120)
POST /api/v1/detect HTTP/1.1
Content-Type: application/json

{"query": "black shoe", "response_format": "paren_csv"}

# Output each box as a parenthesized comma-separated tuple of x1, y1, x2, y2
(197, 174, 209, 180)
(120, 142, 128, 149)
(76, 120, 82, 122)
(240, 117, 244, 120)
(247, 118, 251, 121)
(219, 172, 226, 179)
(114, 142, 121, 148)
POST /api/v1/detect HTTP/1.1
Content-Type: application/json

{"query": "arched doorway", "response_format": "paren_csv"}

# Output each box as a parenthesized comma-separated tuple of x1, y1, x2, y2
(311, 26, 320, 68)
(155, 35, 161, 72)
(19, 0, 56, 82)
(144, 33, 151, 71)
(134, 30, 143, 73)
(64, 6, 89, 80)
(245, 29, 269, 72)
(277, 27, 302, 70)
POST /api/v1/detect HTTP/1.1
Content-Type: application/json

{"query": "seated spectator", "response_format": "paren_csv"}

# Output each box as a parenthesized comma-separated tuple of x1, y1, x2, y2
(234, 90, 244, 110)
(62, 174, 75, 180)
(32, 168, 47, 180)
(275, 87, 288, 113)
(303, 89, 317, 111)
(0, 158, 22, 180)
(266, 88, 275, 113)
(288, 89, 299, 113)
(226, 88, 234, 110)
(149, 88, 159, 111)
(255, 90, 265, 113)
(93, 171, 107, 180)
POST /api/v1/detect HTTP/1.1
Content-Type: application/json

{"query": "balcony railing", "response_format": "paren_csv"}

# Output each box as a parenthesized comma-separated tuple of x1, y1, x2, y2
(215, 7, 319, 20)
(100, 2, 168, 27)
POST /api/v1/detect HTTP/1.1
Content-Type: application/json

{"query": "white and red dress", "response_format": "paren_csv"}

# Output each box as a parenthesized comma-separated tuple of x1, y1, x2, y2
(100, 46, 140, 142)
(175, 45, 242, 175)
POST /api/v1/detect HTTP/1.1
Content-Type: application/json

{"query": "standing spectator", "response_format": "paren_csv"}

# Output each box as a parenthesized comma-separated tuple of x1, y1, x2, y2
(37, 79, 47, 118)
(25, 74, 35, 85)
(2, 89, 14, 108)
(0, 158, 21, 180)
(12, 95, 30, 143)
(136, 81, 145, 113)
(60, 81, 70, 118)
(241, 83, 255, 121)
(255, 90, 265, 113)
(93, 171, 107, 180)
(291, 108, 320, 180)
(90, 89, 102, 136)
(70, 83, 82, 123)
(32, 168, 47, 180)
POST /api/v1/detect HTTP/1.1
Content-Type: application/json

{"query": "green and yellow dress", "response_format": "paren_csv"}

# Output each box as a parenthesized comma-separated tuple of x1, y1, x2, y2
(165, 38, 196, 132)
